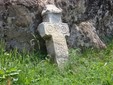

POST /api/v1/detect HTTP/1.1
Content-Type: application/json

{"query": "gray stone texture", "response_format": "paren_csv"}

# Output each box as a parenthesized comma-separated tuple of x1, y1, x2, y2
(38, 22, 69, 67)
(0, 0, 113, 52)
(38, 5, 69, 67)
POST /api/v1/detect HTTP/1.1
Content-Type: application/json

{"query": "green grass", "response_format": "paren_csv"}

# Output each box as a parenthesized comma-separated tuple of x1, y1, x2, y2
(0, 41, 113, 85)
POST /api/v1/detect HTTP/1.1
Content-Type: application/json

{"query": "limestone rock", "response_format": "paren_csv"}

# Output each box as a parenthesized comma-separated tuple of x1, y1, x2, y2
(0, 0, 113, 52)
(38, 5, 69, 67)
(55, 0, 112, 49)
(0, 4, 37, 51)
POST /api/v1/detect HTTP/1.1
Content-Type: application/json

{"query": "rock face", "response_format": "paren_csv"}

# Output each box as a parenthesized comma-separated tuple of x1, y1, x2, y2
(0, 0, 43, 51)
(55, 0, 109, 49)
(0, 0, 113, 52)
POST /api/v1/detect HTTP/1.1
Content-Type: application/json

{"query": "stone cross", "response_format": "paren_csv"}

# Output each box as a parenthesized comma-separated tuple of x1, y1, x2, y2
(38, 5, 70, 67)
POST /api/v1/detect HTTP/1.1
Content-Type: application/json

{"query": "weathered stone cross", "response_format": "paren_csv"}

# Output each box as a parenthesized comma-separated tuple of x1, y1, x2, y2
(38, 5, 70, 67)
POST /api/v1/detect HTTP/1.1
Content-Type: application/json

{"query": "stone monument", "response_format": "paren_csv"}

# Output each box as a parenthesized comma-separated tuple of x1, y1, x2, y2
(38, 5, 70, 67)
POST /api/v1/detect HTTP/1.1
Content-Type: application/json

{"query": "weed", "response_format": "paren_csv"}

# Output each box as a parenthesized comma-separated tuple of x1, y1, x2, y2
(0, 41, 113, 85)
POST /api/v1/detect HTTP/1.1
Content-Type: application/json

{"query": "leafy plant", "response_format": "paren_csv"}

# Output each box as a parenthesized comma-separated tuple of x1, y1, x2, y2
(0, 68, 21, 85)
(0, 41, 113, 85)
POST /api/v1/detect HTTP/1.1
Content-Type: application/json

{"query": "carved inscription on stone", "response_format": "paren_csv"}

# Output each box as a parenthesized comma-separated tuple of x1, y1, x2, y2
(38, 5, 70, 68)
(55, 23, 70, 36)
(47, 24, 55, 33)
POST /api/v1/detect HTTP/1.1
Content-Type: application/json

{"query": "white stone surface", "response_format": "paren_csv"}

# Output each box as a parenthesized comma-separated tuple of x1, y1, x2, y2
(42, 4, 62, 15)
(38, 4, 69, 68)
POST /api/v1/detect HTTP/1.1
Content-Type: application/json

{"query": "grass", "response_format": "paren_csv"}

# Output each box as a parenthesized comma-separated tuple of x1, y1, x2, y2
(0, 41, 113, 85)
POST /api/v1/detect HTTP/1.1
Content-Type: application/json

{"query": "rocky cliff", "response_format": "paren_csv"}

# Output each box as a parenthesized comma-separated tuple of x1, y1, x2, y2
(0, 0, 113, 52)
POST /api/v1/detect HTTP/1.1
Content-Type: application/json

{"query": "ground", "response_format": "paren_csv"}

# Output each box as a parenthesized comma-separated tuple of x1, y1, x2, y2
(0, 41, 113, 85)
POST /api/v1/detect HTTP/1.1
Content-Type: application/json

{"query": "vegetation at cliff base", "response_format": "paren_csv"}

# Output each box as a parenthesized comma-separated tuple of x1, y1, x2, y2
(0, 41, 113, 85)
